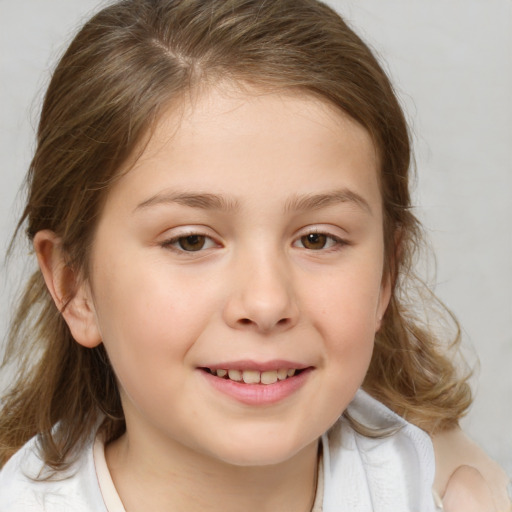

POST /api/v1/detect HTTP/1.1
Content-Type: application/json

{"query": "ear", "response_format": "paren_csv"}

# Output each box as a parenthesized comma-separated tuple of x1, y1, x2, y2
(375, 227, 402, 331)
(34, 230, 102, 348)
(375, 269, 392, 332)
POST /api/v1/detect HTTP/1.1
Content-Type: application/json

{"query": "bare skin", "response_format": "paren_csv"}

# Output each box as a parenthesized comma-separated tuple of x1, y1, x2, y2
(37, 89, 389, 512)
(34, 86, 509, 511)
(433, 427, 511, 511)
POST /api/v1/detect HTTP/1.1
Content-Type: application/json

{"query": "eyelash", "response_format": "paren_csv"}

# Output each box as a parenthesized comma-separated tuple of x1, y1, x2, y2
(160, 229, 347, 254)
(293, 231, 347, 252)
(160, 232, 220, 253)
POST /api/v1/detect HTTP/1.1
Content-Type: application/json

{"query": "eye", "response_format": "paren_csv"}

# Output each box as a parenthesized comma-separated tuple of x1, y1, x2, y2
(294, 232, 344, 251)
(162, 234, 218, 252)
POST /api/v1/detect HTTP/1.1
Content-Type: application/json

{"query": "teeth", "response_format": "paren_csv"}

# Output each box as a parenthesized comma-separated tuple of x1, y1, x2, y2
(227, 369, 242, 381)
(211, 368, 299, 384)
(261, 371, 278, 385)
(242, 370, 260, 384)
(277, 368, 288, 381)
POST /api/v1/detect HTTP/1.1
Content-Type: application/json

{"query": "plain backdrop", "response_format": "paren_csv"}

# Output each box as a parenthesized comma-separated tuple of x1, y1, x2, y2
(1, 0, 511, 474)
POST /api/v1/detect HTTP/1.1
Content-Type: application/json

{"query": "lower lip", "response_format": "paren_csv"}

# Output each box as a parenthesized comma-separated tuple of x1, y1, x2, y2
(200, 369, 312, 406)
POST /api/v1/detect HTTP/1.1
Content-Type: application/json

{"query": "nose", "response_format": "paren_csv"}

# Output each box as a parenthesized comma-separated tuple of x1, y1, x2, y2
(222, 250, 299, 334)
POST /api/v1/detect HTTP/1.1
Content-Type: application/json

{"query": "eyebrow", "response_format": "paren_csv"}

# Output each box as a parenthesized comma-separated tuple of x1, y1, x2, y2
(284, 189, 373, 215)
(134, 188, 372, 215)
(134, 191, 240, 213)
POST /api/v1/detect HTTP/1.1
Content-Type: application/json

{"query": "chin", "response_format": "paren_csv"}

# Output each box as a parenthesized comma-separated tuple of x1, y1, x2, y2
(204, 435, 318, 468)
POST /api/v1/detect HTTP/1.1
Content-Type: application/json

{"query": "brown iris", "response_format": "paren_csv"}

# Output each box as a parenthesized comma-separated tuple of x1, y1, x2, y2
(300, 233, 328, 250)
(178, 235, 206, 251)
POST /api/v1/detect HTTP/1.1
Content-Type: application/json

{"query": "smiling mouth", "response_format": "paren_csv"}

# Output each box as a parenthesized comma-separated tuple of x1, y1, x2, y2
(202, 368, 303, 385)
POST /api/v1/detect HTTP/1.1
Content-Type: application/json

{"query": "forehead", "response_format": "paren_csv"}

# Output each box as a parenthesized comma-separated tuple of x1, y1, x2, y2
(151, 84, 377, 161)
(109, 84, 381, 214)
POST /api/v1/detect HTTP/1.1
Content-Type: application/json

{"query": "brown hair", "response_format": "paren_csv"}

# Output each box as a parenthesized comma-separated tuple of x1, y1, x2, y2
(0, 0, 471, 470)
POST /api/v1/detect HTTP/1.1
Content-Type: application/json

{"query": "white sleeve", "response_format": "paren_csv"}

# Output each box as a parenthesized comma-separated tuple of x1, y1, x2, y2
(0, 436, 107, 512)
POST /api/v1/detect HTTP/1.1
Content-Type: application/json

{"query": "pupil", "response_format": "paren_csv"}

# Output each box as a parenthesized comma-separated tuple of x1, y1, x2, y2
(179, 235, 205, 251)
(303, 233, 326, 250)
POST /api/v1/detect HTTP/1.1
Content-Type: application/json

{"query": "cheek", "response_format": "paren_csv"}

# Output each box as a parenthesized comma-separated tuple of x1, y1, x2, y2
(90, 274, 205, 415)
(94, 251, 210, 336)
(303, 265, 385, 338)
(90, 256, 227, 384)
(298, 262, 384, 402)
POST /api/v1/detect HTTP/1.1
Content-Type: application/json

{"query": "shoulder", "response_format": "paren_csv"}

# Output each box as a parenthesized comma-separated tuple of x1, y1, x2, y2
(0, 435, 47, 511)
(322, 390, 437, 511)
(344, 389, 436, 468)
(0, 434, 107, 512)
(432, 427, 511, 512)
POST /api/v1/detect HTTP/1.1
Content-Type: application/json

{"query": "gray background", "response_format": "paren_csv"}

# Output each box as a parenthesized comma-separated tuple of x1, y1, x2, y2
(1, 0, 511, 474)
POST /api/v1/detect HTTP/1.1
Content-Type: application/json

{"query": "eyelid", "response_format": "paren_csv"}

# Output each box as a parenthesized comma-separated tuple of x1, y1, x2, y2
(159, 227, 222, 253)
(292, 226, 349, 250)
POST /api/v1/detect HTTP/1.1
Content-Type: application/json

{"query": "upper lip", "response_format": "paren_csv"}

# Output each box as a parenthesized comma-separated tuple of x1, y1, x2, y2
(199, 360, 310, 371)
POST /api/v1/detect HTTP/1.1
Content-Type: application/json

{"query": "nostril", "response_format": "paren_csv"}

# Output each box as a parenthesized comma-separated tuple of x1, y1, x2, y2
(233, 314, 296, 332)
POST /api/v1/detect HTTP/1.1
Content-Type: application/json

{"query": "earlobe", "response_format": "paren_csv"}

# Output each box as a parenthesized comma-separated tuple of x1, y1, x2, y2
(375, 230, 401, 332)
(34, 230, 102, 348)
(375, 271, 393, 332)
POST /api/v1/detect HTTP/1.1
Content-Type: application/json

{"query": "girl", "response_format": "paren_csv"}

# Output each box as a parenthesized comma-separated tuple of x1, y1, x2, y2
(0, 0, 509, 510)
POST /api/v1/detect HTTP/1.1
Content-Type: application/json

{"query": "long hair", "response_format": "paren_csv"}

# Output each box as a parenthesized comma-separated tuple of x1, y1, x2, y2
(1, 0, 471, 469)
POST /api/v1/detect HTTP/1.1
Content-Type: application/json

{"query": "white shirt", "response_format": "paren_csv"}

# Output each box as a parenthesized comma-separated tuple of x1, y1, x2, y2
(0, 390, 437, 511)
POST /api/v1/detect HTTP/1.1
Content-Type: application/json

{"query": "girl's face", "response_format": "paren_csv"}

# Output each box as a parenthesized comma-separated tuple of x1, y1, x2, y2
(82, 85, 391, 467)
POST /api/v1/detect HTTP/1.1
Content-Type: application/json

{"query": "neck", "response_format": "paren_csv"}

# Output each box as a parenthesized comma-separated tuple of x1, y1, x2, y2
(105, 430, 320, 512)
